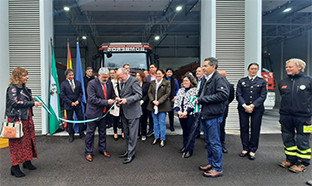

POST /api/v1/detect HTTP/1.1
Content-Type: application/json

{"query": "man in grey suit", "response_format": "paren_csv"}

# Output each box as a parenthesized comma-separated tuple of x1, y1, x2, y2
(116, 68, 142, 164)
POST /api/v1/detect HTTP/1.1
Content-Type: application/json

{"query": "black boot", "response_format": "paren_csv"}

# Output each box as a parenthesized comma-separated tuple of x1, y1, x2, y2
(23, 160, 37, 170)
(170, 125, 175, 131)
(11, 165, 25, 177)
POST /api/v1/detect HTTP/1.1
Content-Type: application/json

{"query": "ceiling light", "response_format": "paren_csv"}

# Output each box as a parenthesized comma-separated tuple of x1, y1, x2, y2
(176, 5, 182, 12)
(64, 6, 70, 11)
(82, 36, 87, 40)
(282, 7, 292, 13)
(154, 35, 160, 41)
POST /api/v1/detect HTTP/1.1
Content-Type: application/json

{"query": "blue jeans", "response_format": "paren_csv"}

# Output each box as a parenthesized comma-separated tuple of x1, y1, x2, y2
(152, 112, 167, 140)
(202, 116, 223, 171)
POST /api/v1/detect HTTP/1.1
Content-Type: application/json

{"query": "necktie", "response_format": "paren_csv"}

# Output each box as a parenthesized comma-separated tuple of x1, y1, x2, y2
(103, 83, 107, 113)
(70, 80, 74, 92)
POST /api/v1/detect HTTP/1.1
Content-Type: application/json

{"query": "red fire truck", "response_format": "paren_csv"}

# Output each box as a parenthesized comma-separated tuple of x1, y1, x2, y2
(99, 42, 153, 73)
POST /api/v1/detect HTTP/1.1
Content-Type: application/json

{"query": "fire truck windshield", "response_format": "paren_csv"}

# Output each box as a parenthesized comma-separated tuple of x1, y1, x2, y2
(104, 53, 147, 70)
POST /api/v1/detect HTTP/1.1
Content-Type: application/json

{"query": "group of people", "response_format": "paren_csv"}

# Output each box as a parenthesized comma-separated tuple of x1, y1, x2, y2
(5, 58, 311, 179)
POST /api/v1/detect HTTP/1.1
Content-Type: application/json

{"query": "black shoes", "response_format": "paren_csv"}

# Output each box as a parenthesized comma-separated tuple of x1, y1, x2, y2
(119, 151, 128, 158)
(179, 147, 186, 153)
(183, 151, 192, 158)
(222, 146, 228, 153)
(79, 133, 85, 139)
(239, 151, 248, 157)
(120, 151, 134, 164)
(69, 135, 74, 143)
(11, 165, 25, 177)
(147, 130, 154, 137)
(239, 151, 256, 160)
(123, 155, 135, 164)
(23, 161, 36, 170)
(170, 126, 175, 131)
(248, 152, 256, 160)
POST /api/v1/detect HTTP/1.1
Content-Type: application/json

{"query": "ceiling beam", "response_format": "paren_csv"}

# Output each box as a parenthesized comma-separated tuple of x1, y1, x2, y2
(263, 23, 311, 26)
(54, 32, 200, 37)
(54, 21, 200, 26)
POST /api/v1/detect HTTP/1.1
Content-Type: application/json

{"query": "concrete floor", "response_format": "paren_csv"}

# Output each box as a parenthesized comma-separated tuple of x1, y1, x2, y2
(0, 134, 311, 185)
(1, 109, 311, 185)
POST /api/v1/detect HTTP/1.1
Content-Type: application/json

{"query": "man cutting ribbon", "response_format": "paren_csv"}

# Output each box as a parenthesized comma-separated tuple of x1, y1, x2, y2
(84, 67, 116, 162)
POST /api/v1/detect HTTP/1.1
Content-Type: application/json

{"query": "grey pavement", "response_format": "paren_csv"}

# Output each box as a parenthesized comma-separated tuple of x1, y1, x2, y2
(1, 109, 311, 185)
(1, 135, 312, 185)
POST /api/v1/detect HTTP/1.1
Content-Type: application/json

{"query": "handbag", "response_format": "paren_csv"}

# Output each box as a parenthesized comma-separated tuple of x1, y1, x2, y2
(0, 120, 24, 139)
(2, 85, 24, 139)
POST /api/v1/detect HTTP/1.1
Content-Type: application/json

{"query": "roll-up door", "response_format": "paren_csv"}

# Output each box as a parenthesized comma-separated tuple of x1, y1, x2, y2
(216, 0, 245, 130)
(8, 0, 42, 132)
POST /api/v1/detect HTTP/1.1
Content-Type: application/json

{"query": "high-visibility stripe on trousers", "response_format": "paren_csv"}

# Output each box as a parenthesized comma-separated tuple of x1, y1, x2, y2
(284, 146, 311, 160)
(280, 114, 311, 166)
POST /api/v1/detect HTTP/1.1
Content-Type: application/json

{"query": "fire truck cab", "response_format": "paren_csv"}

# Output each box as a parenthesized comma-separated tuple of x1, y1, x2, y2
(99, 42, 153, 73)
(262, 68, 276, 110)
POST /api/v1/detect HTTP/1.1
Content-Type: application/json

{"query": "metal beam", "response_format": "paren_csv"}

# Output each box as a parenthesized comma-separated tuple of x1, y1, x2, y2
(185, 0, 199, 16)
(263, 23, 311, 26)
(54, 21, 200, 26)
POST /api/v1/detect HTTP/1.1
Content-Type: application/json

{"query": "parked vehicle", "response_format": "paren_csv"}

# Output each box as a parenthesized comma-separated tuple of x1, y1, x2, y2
(99, 42, 153, 73)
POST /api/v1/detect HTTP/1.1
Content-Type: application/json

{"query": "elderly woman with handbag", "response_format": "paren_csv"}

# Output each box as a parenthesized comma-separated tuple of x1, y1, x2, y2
(5, 67, 41, 177)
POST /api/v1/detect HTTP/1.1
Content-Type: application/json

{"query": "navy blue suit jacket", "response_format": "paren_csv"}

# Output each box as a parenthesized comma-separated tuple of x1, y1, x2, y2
(236, 76, 267, 112)
(86, 78, 116, 119)
(60, 79, 83, 110)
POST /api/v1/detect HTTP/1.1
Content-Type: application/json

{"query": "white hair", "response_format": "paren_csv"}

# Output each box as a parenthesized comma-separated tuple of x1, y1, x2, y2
(117, 68, 128, 74)
(286, 58, 306, 72)
(98, 67, 109, 75)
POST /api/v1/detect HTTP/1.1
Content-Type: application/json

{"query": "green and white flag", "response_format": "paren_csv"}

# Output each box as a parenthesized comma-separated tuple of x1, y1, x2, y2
(49, 47, 61, 134)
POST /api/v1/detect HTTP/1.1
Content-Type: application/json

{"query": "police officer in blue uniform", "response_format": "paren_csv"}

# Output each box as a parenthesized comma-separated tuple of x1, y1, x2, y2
(236, 63, 267, 160)
(279, 58, 312, 173)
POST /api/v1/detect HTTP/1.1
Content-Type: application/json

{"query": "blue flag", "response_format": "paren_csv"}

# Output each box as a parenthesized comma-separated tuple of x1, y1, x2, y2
(74, 42, 86, 132)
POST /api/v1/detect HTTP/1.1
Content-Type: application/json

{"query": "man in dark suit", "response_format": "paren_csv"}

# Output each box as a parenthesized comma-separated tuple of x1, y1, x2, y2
(60, 69, 85, 142)
(84, 67, 116, 162)
(116, 68, 142, 164)
(218, 70, 235, 153)
(83, 67, 94, 101)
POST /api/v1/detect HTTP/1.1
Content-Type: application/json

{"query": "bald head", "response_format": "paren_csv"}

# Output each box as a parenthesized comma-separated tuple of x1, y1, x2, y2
(218, 70, 227, 77)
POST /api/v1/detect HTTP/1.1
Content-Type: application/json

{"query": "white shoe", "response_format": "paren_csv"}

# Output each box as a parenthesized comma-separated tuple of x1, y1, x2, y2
(141, 136, 146, 141)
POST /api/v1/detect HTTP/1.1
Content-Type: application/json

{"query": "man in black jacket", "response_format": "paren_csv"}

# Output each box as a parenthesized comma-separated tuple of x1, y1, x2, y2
(195, 57, 229, 178)
(279, 58, 312, 173)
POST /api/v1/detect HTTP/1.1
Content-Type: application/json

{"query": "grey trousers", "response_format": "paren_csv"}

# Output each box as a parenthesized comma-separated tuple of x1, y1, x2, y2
(121, 114, 140, 157)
